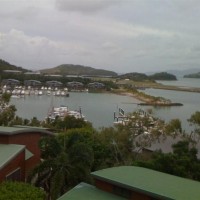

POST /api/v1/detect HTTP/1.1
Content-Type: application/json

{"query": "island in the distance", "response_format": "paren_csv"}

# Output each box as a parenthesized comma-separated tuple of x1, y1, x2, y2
(184, 72, 200, 78)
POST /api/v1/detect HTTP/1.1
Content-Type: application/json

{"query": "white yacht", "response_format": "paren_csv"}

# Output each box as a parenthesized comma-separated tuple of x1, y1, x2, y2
(47, 106, 85, 121)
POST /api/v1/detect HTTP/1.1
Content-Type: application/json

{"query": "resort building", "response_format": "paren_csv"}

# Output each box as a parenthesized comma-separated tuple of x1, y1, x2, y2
(0, 126, 53, 182)
(46, 81, 63, 88)
(88, 82, 105, 89)
(3, 70, 22, 74)
(1, 79, 20, 88)
(67, 81, 84, 89)
(24, 71, 41, 75)
(24, 80, 42, 88)
(58, 166, 200, 200)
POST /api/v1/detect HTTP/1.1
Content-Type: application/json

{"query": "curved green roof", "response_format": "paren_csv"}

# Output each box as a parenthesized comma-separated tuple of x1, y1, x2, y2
(91, 166, 200, 200)
(0, 126, 53, 136)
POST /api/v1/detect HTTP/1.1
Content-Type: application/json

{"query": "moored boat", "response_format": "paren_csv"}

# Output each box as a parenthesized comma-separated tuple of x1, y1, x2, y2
(46, 105, 85, 121)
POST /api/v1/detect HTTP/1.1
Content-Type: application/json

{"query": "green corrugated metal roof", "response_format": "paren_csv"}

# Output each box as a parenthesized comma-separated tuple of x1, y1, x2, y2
(91, 166, 200, 200)
(0, 126, 53, 135)
(0, 126, 28, 133)
(0, 144, 25, 170)
(13, 125, 49, 130)
(58, 182, 126, 200)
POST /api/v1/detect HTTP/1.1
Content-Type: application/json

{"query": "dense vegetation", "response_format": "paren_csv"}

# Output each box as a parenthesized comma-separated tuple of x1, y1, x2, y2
(1, 92, 200, 199)
(118, 72, 153, 82)
(134, 140, 200, 180)
(0, 59, 28, 73)
(40, 64, 118, 77)
(0, 93, 16, 126)
(149, 72, 177, 80)
(1, 59, 200, 198)
(184, 72, 200, 78)
(0, 181, 46, 200)
(118, 72, 177, 81)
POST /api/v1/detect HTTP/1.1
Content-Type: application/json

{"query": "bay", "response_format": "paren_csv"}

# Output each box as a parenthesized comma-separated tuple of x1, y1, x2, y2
(142, 88, 200, 132)
(157, 77, 200, 88)
(10, 78, 200, 131)
(11, 92, 141, 129)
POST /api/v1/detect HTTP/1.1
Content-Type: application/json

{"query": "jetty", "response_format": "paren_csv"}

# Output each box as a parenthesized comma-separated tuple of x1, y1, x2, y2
(138, 102, 183, 106)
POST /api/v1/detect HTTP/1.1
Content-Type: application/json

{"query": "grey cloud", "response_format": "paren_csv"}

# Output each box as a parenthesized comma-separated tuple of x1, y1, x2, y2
(56, 0, 120, 13)
(1, 0, 200, 73)
(0, 29, 94, 69)
(191, 46, 200, 52)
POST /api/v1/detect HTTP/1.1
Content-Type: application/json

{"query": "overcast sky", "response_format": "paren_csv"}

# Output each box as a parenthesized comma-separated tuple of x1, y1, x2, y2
(1, 0, 200, 73)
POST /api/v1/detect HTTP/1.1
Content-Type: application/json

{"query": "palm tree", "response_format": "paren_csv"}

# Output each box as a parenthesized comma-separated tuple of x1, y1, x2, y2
(28, 136, 93, 200)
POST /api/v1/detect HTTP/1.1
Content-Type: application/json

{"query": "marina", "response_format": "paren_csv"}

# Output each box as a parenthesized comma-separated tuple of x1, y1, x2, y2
(3, 87, 70, 98)
(2, 78, 200, 130)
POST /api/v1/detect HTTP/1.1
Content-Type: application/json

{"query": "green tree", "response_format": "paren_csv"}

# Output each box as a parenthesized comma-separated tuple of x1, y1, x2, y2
(0, 105, 16, 126)
(29, 134, 93, 200)
(97, 127, 134, 166)
(58, 127, 111, 171)
(134, 140, 200, 181)
(188, 111, 200, 137)
(29, 117, 41, 126)
(43, 115, 92, 131)
(165, 119, 182, 135)
(0, 181, 46, 200)
(0, 93, 16, 126)
(10, 116, 24, 126)
(1, 93, 11, 103)
(39, 136, 62, 159)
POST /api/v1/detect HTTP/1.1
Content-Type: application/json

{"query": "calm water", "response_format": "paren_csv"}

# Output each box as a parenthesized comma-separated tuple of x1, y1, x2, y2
(157, 77, 200, 88)
(10, 78, 200, 131)
(143, 77, 200, 132)
(153, 78, 200, 131)
(143, 88, 200, 130)
(11, 92, 141, 129)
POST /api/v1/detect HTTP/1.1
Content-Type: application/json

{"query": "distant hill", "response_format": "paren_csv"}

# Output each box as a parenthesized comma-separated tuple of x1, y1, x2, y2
(167, 69, 200, 77)
(118, 72, 151, 81)
(149, 72, 177, 80)
(0, 59, 28, 73)
(184, 72, 200, 78)
(147, 68, 200, 78)
(40, 64, 118, 77)
(118, 72, 177, 81)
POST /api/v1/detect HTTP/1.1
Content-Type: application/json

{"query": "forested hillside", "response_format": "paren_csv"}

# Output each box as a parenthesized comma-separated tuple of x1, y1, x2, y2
(118, 72, 152, 81)
(40, 64, 118, 76)
(149, 72, 177, 80)
(0, 59, 28, 73)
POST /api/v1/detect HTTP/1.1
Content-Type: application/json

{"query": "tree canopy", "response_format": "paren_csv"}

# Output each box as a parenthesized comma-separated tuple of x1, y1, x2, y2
(149, 72, 177, 80)
(0, 181, 46, 200)
(134, 140, 200, 181)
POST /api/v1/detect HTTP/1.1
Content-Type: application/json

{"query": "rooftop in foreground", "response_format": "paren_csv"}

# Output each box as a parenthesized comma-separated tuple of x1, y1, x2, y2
(91, 166, 200, 200)
(0, 144, 25, 170)
(0, 126, 53, 136)
(57, 182, 125, 200)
